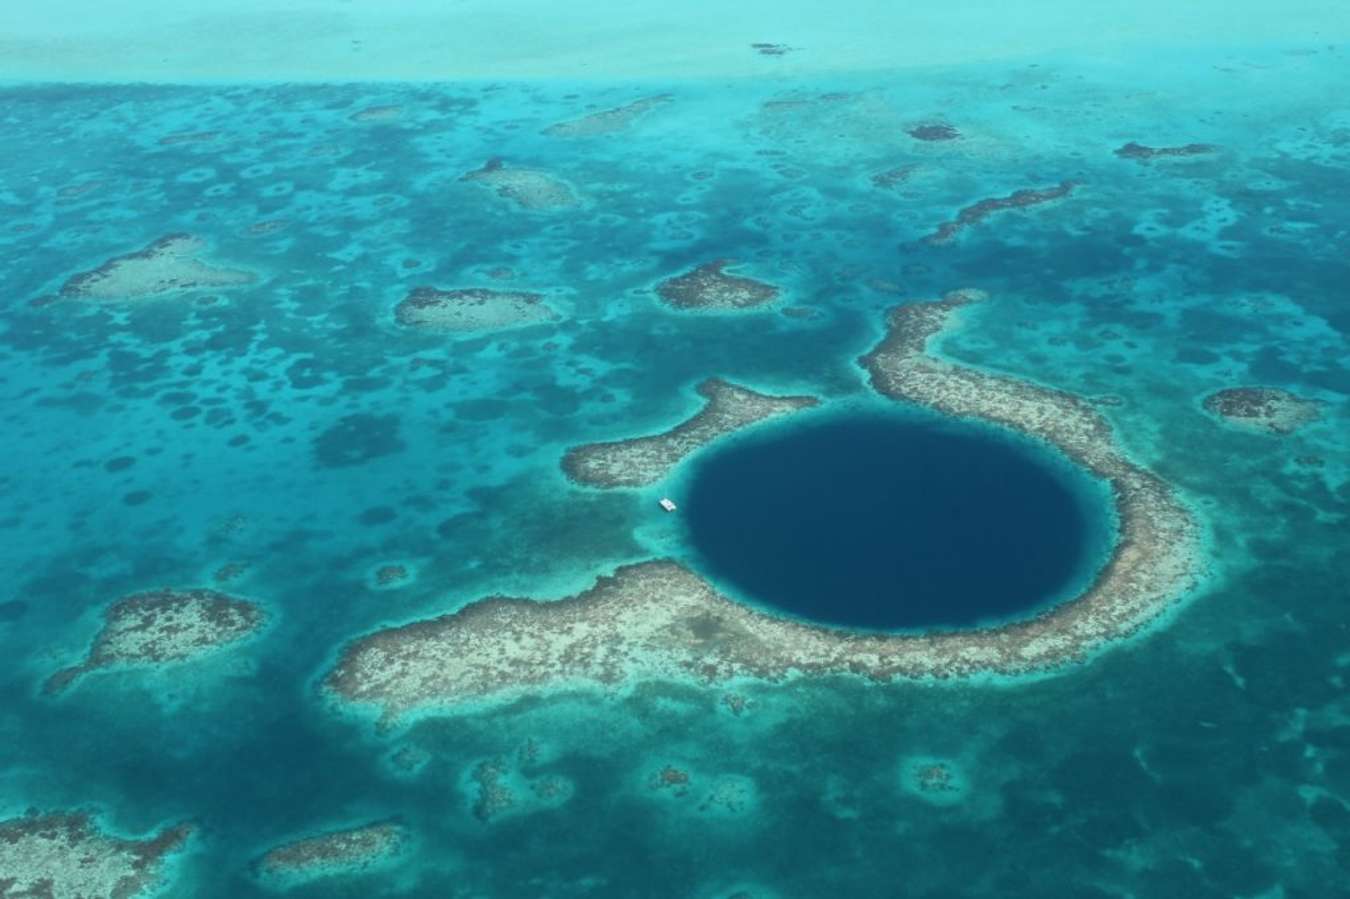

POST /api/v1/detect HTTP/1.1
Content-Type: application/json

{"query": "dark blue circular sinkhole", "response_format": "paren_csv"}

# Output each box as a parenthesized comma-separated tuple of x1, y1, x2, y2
(681, 411, 1110, 631)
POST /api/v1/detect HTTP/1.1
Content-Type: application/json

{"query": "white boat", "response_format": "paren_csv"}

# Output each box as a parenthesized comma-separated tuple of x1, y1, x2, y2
(658, 497, 678, 512)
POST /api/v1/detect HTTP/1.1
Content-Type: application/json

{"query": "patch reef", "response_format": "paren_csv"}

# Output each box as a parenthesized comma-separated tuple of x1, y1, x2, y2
(45, 587, 265, 694)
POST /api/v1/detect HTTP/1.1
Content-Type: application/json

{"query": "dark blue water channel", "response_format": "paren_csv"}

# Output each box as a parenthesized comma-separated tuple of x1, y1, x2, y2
(682, 411, 1112, 630)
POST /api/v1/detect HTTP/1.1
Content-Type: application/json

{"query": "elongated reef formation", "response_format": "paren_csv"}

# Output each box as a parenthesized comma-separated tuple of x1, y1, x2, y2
(561, 378, 819, 487)
(656, 260, 780, 311)
(46, 587, 266, 694)
(257, 821, 406, 886)
(58, 234, 256, 301)
(0, 812, 192, 899)
(543, 95, 671, 137)
(394, 286, 559, 332)
(925, 182, 1077, 244)
(1114, 142, 1216, 160)
(326, 291, 1201, 721)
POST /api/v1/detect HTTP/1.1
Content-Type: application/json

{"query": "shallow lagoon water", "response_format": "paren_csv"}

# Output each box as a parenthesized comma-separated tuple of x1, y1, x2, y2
(683, 409, 1111, 630)
(0, 3, 1348, 897)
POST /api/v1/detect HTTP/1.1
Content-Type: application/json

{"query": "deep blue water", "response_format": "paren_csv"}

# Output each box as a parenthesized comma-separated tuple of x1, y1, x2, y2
(683, 412, 1105, 629)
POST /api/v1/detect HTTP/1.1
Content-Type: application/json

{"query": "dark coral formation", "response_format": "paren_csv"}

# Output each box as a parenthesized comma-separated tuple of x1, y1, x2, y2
(650, 765, 692, 796)
(656, 260, 780, 311)
(0, 812, 192, 898)
(646, 765, 755, 815)
(257, 821, 405, 884)
(394, 286, 559, 333)
(924, 181, 1078, 244)
(901, 758, 967, 804)
(561, 379, 819, 487)
(907, 123, 960, 141)
(212, 561, 250, 584)
(468, 743, 573, 823)
(1115, 141, 1216, 160)
(871, 165, 916, 189)
(1203, 387, 1321, 434)
(45, 588, 265, 694)
(375, 565, 409, 587)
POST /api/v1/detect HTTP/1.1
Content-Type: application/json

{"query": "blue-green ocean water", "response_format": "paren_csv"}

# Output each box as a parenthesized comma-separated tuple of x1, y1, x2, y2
(1, 40, 1348, 899)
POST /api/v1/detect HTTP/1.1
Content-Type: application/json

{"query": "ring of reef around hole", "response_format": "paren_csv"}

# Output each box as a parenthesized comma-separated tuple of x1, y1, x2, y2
(321, 289, 1206, 724)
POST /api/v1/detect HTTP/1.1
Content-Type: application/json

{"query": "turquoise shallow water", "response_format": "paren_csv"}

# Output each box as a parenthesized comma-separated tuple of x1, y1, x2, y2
(1, 15, 1349, 898)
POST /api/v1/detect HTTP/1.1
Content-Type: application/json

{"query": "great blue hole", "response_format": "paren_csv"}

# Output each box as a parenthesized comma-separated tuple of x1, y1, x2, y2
(681, 410, 1112, 631)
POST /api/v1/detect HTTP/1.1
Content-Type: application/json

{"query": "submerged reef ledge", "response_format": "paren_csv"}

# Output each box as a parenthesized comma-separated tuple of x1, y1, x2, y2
(394, 286, 559, 333)
(45, 587, 266, 694)
(561, 378, 819, 487)
(256, 821, 406, 887)
(1202, 386, 1321, 435)
(326, 291, 1202, 721)
(58, 233, 256, 301)
(0, 811, 192, 899)
(543, 94, 672, 137)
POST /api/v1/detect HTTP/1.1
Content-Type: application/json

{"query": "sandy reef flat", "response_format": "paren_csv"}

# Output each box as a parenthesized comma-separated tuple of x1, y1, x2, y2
(0, 812, 192, 899)
(561, 378, 820, 487)
(56, 234, 255, 302)
(326, 291, 1203, 721)
(461, 159, 579, 210)
(394, 286, 560, 333)
(45, 587, 266, 694)
(656, 260, 781, 311)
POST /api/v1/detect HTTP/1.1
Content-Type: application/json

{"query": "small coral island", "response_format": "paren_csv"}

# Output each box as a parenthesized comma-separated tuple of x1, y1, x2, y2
(45, 587, 266, 694)
(0, 811, 192, 899)
(461, 158, 579, 210)
(57, 234, 255, 302)
(394, 286, 559, 333)
(562, 378, 819, 487)
(656, 260, 781, 311)
(256, 821, 406, 888)
(325, 290, 1202, 722)
(1203, 386, 1321, 434)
